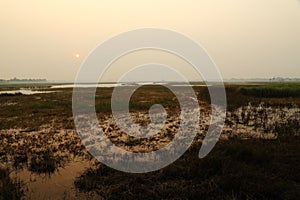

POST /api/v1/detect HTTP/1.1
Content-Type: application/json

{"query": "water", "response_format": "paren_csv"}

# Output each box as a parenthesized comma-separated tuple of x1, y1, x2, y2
(0, 83, 208, 95)
(171, 84, 208, 87)
(51, 83, 122, 88)
(0, 89, 56, 95)
(50, 83, 208, 89)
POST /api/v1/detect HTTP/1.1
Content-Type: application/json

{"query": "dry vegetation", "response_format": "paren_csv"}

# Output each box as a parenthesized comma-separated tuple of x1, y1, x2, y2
(0, 83, 299, 199)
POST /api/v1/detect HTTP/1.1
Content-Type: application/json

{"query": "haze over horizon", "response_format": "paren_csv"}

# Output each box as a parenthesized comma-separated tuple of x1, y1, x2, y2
(1, 0, 300, 81)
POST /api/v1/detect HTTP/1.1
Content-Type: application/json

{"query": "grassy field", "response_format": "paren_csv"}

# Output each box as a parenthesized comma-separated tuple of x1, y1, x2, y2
(0, 82, 299, 199)
(239, 83, 300, 98)
(75, 138, 300, 200)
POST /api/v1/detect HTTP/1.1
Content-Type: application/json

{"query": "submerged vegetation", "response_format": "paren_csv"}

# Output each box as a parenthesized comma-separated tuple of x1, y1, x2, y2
(0, 82, 299, 199)
(74, 139, 300, 200)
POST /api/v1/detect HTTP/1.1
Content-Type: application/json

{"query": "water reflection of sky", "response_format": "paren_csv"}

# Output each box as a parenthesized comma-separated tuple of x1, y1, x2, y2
(51, 83, 208, 89)
(0, 89, 56, 95)
(0, 83, 209, 94)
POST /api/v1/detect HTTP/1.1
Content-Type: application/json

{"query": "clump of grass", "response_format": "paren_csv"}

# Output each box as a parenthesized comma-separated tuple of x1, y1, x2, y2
(274, 118, 300, 137)
(13, 154, 28, 170)
(0, 167, 25, 200)
(125, 137, 141, 146)
(28, 150, 63, 176)
(74, 165, 114, 192)
(0, 151, 7, 163)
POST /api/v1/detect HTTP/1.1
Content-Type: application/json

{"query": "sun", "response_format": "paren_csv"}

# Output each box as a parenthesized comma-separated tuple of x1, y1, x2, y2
(75, 53, 80, 58)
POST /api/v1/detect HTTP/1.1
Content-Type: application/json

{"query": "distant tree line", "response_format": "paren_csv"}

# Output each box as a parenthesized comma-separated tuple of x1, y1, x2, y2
(269, 77, 300, 82)
(0, 77, 47, 82)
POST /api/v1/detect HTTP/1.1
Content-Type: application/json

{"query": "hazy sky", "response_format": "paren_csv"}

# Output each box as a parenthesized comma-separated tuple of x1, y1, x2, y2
(1, 0, 300, 81)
